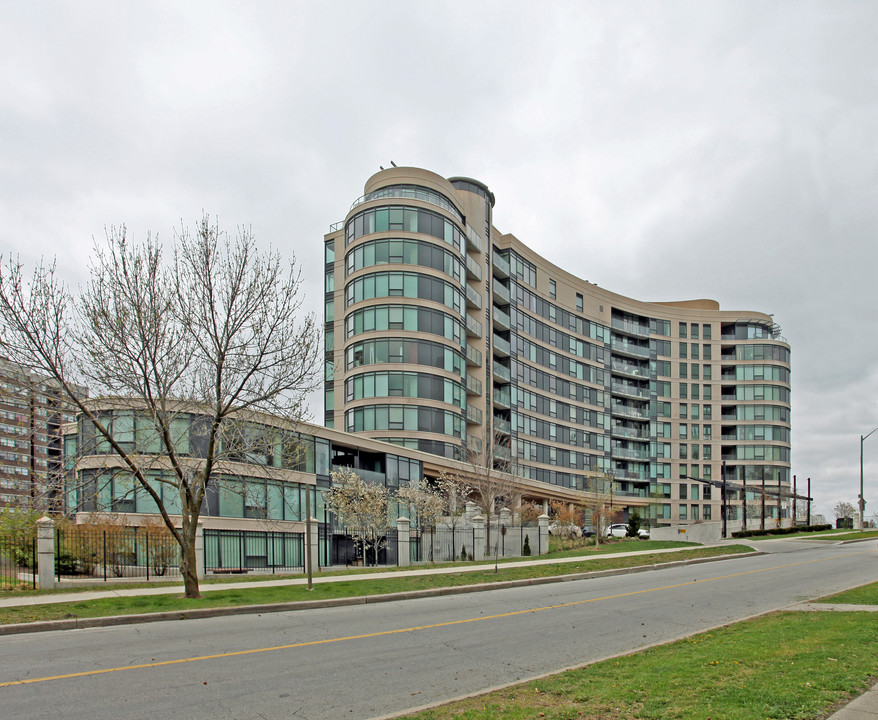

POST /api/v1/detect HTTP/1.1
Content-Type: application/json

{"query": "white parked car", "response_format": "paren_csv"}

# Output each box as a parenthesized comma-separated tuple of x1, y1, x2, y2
(606, 523, 628, 538)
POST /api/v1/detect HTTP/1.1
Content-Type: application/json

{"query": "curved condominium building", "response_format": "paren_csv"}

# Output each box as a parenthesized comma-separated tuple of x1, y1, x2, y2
(324, 167, 791, 527)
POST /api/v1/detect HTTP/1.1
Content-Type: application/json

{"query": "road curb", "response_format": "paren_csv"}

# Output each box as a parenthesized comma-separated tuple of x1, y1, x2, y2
(0, 550, 763, 636)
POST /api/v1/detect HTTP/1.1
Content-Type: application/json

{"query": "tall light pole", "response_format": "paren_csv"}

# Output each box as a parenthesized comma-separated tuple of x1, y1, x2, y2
(859, 427, 878, 529)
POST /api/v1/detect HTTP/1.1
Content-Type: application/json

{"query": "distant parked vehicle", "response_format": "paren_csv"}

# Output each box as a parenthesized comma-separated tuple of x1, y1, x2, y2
(606, 524, 628, 538)
(637, 527, 650, 539)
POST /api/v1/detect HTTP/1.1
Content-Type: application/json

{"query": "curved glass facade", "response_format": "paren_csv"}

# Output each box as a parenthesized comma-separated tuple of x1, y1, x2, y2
(346, 337, 466, 377)
(345, 370, 466, 408)
(346, 271, 466, 316)
(350, 184, 463, 221)
(346, 238, 465, 283)
(345, 404, 465, 439)
(344, 304, 466, 348)
(345, 205, 466, 252)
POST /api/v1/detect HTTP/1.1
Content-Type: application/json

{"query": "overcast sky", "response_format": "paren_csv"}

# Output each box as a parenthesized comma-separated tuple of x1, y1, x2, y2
(2, 1, 876, 521)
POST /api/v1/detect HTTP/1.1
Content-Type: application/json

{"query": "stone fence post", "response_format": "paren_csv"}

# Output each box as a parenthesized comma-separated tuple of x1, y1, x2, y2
(538, 514, 550, 556)
(307, 518, 320, 574)
(472, 514, 485, 561)
(36, 516, 55, 590)
(396, 516, 411, 567)
(194, 521, 204, 580)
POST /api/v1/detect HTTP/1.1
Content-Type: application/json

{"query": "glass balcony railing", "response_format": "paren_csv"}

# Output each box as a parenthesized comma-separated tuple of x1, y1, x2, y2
(465, 254, 482, 282)
(466, 373, 483, 396)
(466, 344, 483, 367)
(493, 306, 511, 331)
(466, 314, 482, 338)
(465, 284, 482, 310)
(466, 227, 483, 253)
(493, 361, 511, 383)
(492, 278, 510, 305)
(493, 334, 511, 357)
(465, 404, 483, 425)
(493, 386, 511, 409)
(492, 251, 510, 279)
(493, 416, 511, 434)
(611, 338, 650, 358)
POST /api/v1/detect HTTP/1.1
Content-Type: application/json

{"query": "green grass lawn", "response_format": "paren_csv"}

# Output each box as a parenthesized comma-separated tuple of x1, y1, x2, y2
(400, 581, 878, 720)
(742, 528, 878, 541)
(0, 544, 752, 625)
(817, 580, 878, 605)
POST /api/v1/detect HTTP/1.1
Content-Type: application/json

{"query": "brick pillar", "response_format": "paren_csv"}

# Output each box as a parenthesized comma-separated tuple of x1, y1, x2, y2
(36, 516, 55, 590)
(396, 516, 411, 567)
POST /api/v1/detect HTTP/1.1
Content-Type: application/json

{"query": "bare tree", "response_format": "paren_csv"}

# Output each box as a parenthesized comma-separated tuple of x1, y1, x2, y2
(548, 499, 583, 550)
(583, 473, 621, 548)
(0, 216, 320, 597)
(833, 501, 856, 524)
(324, 467, 391, 567)
(463, 430, 517, 553)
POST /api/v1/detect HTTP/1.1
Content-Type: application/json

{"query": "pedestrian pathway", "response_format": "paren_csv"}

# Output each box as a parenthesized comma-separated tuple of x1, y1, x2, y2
(0, 543, 726, 608)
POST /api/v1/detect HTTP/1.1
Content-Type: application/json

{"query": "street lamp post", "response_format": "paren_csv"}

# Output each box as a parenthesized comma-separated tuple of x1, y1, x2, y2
(859, 427, 878, 529)
(721, 460, 727, 539)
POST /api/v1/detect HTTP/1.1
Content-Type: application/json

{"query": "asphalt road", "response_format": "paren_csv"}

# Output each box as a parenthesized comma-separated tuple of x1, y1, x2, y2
(1, 539, 874, 719)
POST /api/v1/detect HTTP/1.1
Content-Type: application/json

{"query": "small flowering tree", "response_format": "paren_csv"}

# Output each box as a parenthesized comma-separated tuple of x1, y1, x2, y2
(324, 468, 390, 566)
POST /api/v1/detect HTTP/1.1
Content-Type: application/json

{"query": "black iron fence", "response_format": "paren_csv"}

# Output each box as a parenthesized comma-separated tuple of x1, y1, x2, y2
(55, 526, 181, 582)
(203, 529, 304, 574)
(0, 532, 36, 590)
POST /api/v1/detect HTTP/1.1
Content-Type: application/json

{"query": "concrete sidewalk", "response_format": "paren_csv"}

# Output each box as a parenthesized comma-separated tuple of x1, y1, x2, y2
(0, 543, 718, 608)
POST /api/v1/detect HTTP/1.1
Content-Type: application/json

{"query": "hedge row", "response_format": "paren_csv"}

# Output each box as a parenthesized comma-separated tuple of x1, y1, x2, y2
(731, 524, 832, 538)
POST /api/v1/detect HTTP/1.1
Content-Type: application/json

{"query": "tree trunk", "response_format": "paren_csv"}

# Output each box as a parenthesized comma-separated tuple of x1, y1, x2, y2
(178, 521, 201, 599)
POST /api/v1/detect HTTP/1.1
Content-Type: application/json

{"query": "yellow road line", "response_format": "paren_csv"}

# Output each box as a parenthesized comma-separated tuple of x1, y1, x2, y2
(1, 549, 871, 688)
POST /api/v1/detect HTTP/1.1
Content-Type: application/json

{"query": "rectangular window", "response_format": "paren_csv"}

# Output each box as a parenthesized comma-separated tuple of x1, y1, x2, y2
(703, 504, 712, 520)
(702, 364, 711, 380)
(690, 323, 699, 340)
(680, 403, 688, 419)
(680, 443, 688, 459)
(679, 504, 688, 520)
(691, 343, 700, 360)
(679, 342, 687, 359)
(576, 293, 583, 312)
(679, 483, 688, 499)
(549, 279, 556, 299)
(691, 504, 699, 520)
(679, 322, 687, 338)
(703, 484, 712, 500)
(680, 383, 688, 399)
(679, 423, 687, 438)
(703, 404, 712, 419)
(703, 344, 712, 360)
(680, 363, 688, 379)
(690, 484, 699, 500)
(703, 384, 712, 400)
(702, 324, 712, 340)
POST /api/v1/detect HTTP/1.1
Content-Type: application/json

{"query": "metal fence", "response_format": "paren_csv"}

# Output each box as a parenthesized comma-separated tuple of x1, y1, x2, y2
(55, 526, 181, 582)
(0, 532, 36, 590)
(203, 529, 304, 574)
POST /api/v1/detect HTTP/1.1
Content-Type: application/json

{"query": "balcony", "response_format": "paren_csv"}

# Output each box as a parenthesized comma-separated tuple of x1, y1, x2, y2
(610, 338, 650, 358)
(611, 382, 650, 399)
(611, 403, 649, 419)
(467, 434, 483, 455)
(466, 314, 483, 338)
(465, 227, 483, 253)
(493, 361, 511, 384)
(611, 360, 649, 379)
(493, 416, 511, 434)
(611, 445, 651, 460)
(493, 334, 511, 358)
(466, 373, 483, 396)
(465, 254, 482, 282)
(493, 385, 511, 409)
(611, 318, 650, 338)
(493, 444, 511, 462)
(492, 278, 510, 305)
(492, 251, 510, 279)
(611, 425, 649, 440)
(466, 343, 483, 367)
(493, 306, 511, 331)
(465, 284, 483, 310)
(465, 403, 483, 425)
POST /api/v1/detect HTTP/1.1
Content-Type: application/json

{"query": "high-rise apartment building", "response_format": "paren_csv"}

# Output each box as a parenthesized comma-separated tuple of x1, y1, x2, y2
(0, 358, 77, 512)
(323, 167, 791, 527)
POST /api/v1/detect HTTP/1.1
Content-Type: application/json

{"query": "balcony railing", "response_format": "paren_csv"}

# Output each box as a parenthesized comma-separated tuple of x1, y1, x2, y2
(611, 425, 649, 440)
(492, 251, 510, 279)
(466, 314, 482, 338)
(493, 306, 511, 331)
(492, 278, 510, 305)
(465, 404, 483, 425)
(493, 361, 511, 384)
(611, 382, 650, 399)
(493, 416, 511, 434)
(466, 343, 483, 367)
(611, 404, 649, 419)
(611, 319, 650, 338)
(493, 386, 511, 409)
(465, 284, 483, 310)
(465, 254, 482, 282)
(493, 334, 511, 357)
(466, 227, 483, 253)
(466, 373, 483, 396)
(611, 360, 649, 378)
(610, 339, 650, 358)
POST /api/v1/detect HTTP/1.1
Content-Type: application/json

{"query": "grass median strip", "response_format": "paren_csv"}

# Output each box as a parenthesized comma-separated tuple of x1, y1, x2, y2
(399, 583, 878, 720)
(0, 544, 752, 625)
